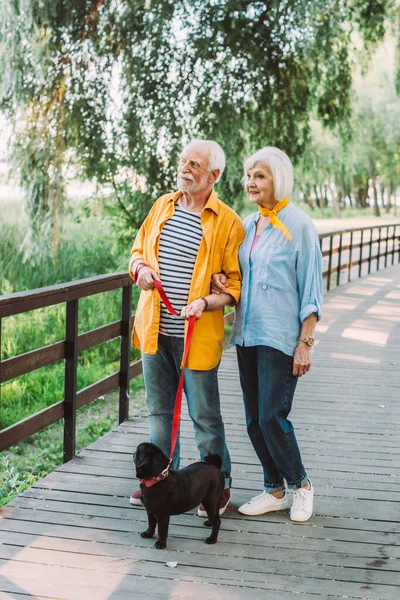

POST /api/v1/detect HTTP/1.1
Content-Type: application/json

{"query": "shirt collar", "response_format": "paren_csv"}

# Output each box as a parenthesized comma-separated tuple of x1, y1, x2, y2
(168, 189, 220, 215)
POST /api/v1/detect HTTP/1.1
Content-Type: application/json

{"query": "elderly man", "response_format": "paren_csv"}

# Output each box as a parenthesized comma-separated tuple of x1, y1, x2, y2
(129, 139, 245, 515)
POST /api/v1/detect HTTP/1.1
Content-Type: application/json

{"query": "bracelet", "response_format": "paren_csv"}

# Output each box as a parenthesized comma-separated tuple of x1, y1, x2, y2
(133, 261, 147, 283)
(200, 296, 208, 311)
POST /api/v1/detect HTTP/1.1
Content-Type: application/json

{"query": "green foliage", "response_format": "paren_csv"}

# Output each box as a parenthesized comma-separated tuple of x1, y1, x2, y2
(0, 0, 392, 248)
(0, 454, 37, 505)
(293, 33, 400, 217)
(0, 208, 141, 431)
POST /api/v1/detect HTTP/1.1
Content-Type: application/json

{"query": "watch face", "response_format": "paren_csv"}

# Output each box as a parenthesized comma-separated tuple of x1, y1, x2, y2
(308, 337, 315, 345)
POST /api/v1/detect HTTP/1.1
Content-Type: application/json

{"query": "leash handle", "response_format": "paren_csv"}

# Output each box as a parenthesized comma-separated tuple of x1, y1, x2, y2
(154, 279, 180, 316)
(153, 278, 197, 461)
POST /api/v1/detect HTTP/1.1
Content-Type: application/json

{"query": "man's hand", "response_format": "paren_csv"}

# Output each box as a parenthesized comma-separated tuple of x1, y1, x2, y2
(136, 266, 160, 291)
(211, 272, 228, 295)
(181, 298, 206, 321)
(292, 344, 311, 377)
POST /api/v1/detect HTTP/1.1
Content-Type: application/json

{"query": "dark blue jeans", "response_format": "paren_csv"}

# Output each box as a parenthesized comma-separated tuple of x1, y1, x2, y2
(142, 334, 232, 489)
(236, 344, 308, 492)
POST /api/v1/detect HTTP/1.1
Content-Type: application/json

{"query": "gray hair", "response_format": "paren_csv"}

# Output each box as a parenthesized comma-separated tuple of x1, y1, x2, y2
(244, 147, 294, 200)
(183, 140, 226, 183)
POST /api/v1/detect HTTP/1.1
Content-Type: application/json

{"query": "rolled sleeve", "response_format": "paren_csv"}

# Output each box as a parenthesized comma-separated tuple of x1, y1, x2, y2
(221, 219, 245, 304)
(296, 242, 323, 323)
(300, 301, 322, 323)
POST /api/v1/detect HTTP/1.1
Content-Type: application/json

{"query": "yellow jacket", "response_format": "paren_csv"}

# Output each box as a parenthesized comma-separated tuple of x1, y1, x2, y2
(129, 189, 245, 370)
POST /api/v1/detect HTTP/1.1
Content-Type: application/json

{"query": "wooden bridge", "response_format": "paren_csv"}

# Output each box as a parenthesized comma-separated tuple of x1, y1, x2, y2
(0, 225, 399, 599)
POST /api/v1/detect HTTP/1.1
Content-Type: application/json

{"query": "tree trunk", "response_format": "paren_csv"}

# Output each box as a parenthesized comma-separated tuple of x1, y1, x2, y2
(380, 182, 386, 208)
(304, 184, 314, 209)
(322, 168, 341, 218)
(314, 185, 324, 217)
(323, 184, 329, 207)
(385, 179, 392, 213)
(369, 155, 380, 217)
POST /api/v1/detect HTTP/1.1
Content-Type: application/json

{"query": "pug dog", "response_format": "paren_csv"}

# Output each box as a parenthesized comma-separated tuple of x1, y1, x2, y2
(133, 442, 225, 549)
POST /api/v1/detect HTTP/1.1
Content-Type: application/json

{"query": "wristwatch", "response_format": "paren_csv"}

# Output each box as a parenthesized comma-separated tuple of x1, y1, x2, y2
(298, 337, 315, 347)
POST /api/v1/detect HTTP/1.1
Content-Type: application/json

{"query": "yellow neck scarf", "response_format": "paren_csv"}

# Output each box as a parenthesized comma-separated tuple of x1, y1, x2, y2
(258, 198, 292, 241)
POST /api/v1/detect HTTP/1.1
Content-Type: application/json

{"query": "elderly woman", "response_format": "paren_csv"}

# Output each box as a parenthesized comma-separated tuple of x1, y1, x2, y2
(213, 147, 322, 522)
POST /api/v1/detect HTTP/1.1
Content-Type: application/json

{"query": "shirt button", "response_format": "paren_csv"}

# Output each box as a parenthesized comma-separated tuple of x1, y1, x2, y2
(262, 284, 267, 289)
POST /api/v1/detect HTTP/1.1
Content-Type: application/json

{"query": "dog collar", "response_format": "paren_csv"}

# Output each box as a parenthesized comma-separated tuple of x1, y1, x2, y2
(139, 469, 170, 488)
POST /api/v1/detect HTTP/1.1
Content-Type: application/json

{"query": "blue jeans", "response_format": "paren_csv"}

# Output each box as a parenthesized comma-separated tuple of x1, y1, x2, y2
(236, 344, 308, 492)
(142, 334, 231, 489)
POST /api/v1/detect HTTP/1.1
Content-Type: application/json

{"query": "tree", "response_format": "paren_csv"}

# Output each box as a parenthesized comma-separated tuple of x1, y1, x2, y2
(0, 0, 392, 255)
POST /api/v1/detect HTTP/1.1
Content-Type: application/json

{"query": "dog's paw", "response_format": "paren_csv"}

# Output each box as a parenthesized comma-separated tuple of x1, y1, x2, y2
(205, 536, 217, 544)
(155, 540, 166, 549)
(204, 520, 212, 528)
(140, 530, 154, 539)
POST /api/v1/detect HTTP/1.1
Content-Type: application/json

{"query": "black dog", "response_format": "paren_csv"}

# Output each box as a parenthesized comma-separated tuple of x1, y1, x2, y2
(133, 442, 225, 549)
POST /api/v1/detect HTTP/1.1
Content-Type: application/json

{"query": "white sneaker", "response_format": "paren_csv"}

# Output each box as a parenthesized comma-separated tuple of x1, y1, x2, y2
(238, 491, 289, 516)
(290, 482, 314, 522)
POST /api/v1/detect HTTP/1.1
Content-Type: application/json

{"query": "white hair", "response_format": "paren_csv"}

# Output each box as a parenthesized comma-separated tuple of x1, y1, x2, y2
(183, 140, 226, 182)
(244, 147, 294, 200)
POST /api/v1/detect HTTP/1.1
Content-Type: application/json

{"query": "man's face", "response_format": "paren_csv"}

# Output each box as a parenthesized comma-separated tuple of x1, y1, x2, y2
(177, 145, 212, 193)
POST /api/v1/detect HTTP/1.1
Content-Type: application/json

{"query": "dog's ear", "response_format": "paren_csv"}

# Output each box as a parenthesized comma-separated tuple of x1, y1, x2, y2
(133, 443, 142, 465)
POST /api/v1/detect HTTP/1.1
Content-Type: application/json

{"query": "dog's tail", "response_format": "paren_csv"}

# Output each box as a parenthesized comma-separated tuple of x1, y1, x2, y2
(204, 453, 222, 470)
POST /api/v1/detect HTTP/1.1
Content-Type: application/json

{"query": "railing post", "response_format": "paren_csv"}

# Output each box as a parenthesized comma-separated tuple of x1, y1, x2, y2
(384, 226, 389, 268)
(64, 299, 78, 463)
(336, 234, 343, 288)
(397, 225, 400, 263)
(359, 229, 364, 278)
(368, 228, 373, 274)
(327, 235, 333, 292)
(119, 285, 132, 424)
(377, 227, 381, 271)
(348, 231, 353, 282)
(391, 226, 396, 266)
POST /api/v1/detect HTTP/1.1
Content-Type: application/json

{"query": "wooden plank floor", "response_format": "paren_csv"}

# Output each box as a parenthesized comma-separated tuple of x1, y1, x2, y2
(1, 265, 399, 600)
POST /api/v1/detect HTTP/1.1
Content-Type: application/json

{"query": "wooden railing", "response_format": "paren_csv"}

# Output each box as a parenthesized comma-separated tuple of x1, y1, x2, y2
(0, 273, 136, 459)
(1, 223, 399, 458)
(319, 223, 400, 291)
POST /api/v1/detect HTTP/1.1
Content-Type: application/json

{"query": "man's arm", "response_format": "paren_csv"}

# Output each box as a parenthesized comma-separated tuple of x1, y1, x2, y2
(181, 292, 234, 320)
(181, 217, 244, 319)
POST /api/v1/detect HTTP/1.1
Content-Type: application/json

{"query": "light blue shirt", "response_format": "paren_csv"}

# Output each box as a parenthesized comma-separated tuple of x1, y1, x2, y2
(231, 203, 323, 357)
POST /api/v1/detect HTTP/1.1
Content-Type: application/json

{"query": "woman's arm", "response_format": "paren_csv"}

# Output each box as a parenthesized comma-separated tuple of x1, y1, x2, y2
(293, 313, 317, 377)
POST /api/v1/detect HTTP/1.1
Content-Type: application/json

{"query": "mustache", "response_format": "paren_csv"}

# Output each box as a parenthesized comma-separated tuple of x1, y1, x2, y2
(178, 173, 195, 182)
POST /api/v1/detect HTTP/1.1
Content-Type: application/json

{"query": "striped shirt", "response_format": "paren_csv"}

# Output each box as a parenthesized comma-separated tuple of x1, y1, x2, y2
(158, 204, 203, 336)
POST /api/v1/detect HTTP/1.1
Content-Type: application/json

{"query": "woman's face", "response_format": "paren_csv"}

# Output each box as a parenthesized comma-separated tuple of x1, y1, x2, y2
(245, 162, 275, 208)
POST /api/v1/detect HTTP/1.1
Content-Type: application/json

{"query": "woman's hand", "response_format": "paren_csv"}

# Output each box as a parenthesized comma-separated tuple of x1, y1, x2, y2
(293, 344, 311, 377)
(136, 266, 160, 291)
(181, 298, 206, 320)
(211, 272, 228, 295)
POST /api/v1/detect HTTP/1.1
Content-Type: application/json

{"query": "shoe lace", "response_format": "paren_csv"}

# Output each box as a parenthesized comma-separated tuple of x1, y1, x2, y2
(292, 488, 308, 511)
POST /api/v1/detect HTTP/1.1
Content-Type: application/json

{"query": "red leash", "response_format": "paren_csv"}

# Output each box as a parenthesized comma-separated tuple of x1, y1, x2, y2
(153, 279, 196, 466)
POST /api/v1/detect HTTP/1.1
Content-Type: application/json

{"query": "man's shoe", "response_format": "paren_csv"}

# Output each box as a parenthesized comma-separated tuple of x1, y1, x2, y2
(290, 482, 314, 522)
(238, 491, 289, 516)
(129, 489, 143, 506)
(198, 489, 231, 517)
